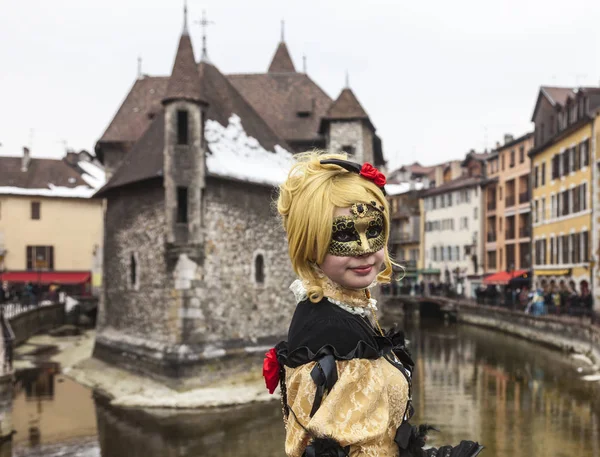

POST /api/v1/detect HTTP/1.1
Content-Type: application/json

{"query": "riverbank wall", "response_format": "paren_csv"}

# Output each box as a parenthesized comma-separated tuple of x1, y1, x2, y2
(457, 302, 600, 366)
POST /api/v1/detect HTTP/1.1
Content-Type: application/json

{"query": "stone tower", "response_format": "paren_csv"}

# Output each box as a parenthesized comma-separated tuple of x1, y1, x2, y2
(161, 21, 209, 345)
(320, 87, 376, 165)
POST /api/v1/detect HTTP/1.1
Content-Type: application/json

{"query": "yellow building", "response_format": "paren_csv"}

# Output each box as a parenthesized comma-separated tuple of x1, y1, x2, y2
(0, 149, 104, 295)
(529, 87, 600, 305)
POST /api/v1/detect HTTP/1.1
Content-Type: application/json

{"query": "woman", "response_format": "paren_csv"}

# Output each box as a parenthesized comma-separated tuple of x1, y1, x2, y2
(263, 152, 483, 457)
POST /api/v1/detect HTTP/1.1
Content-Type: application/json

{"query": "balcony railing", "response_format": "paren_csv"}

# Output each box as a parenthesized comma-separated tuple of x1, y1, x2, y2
(391, 232, 418, 244)
(519, 227, 530, 238)
(487, 232, 497, 242)
(519, 191, 529, 204)
(487, 202, 497, 211)
(505, 195, 515, 207)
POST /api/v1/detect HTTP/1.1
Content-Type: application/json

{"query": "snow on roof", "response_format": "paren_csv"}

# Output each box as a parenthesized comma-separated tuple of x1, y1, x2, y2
(0, 184, 96, 198)
(386, 182, 424, 196)
(77, 161, 106, 190)
(205, 114, 294, 186)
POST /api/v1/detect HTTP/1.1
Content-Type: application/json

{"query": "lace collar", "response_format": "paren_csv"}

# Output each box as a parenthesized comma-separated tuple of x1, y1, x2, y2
(289, 279, 378, 318)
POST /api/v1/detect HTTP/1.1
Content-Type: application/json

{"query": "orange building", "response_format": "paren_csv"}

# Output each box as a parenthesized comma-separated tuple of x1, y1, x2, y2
(484, 133, 534, 276)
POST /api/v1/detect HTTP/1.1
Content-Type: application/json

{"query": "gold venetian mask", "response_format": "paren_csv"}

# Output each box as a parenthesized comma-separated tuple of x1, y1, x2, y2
(328, 202, 386, 257)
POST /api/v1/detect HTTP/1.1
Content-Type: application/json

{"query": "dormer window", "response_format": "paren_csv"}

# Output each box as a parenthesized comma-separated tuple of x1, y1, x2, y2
(177, 110, 189, 145)
(296, 110, 311, 118)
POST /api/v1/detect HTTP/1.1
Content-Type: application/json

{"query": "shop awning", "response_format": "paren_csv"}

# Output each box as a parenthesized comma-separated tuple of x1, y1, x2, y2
(1, 271, 91, 285)
(484, 270, 528, 285)
(534, 269, 571, 277)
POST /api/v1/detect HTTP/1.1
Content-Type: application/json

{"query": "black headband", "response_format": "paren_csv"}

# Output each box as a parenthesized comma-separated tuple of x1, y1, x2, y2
(320, 159, 387, 195)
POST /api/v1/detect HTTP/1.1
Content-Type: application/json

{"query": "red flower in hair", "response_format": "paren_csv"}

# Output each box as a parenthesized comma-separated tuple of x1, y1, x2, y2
(360, 163, 386, 187)
(263, 347, 280, 394)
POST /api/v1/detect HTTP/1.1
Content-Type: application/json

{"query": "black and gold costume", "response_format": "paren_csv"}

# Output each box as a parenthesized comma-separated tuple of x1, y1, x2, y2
(274, 282, 483, 457)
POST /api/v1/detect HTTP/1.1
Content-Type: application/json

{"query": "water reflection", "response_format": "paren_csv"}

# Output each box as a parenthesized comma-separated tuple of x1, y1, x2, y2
(10, 321, 600, 457)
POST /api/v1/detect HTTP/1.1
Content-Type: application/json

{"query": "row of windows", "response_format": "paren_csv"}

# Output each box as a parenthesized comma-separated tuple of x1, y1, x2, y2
(424, 188, 478, 211)
(534, 231, 590, 265)
(533, 183, 588, 224)
(430, 245, 469, 262)
(425, 213, 477, 232)
(425, 219, 454, 232)
(532, 140, 589, 189)
(488, 145, 527, 174)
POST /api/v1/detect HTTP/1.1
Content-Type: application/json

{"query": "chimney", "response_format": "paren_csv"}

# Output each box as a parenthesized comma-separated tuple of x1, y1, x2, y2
(495, 141, 501, 149)
(504, 134, 514, 145)
(21, 147, 31, 172)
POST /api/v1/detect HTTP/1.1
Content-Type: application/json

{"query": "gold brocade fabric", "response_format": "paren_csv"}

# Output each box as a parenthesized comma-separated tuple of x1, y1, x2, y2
(314, 275, 374, 309)
(284, 358, 410, 457)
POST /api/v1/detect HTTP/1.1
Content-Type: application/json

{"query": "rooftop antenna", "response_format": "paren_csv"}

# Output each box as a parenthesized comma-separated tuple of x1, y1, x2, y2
(302, 54, 307, 73)
(183, 0, 189, 35)
(195, 10, 214, 62)
(137, 56, 142, 79)
(345, 70, 349, 88)
(281, 19, 285, 42)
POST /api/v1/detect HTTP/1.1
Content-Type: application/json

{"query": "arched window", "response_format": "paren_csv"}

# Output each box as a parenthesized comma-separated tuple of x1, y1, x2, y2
(254, 254, 265, 284)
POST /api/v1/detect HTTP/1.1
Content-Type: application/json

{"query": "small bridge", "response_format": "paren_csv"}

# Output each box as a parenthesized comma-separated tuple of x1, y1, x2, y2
(381, 294, 466, 320)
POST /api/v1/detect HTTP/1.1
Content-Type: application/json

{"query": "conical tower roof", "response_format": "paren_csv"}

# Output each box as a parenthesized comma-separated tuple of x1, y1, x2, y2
(325, 88, 369, 120)
(163, 32, 206, 104)
(267, 42, 296, 73)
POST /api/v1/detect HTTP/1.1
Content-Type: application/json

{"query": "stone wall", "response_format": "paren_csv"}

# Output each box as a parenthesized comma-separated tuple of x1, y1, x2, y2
(457, 303, 600, 365)
(328, 120, 373, 164)
(98, 181, 174, 343)
(95, 176, 297, 386)
(199, 177, 296, 345)
(8, 304, 65, 346)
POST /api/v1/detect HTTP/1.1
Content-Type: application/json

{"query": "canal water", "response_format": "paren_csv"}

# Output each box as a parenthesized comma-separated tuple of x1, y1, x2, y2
(6, 319, 600, 457)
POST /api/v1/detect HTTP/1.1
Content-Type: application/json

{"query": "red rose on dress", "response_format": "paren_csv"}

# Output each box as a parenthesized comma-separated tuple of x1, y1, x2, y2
(263, 347, 280, 394)
(360, 163, 386, 187)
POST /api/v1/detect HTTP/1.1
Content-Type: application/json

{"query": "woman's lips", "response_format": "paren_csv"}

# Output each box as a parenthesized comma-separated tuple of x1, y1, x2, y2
(350, 265, 373, 275)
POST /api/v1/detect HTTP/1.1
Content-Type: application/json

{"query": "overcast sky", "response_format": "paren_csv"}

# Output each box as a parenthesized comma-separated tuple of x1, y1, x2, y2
(1, 0, 599, 170)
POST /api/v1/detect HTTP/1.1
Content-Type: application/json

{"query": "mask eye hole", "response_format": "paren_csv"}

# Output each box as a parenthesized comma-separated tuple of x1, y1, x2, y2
(366, 226, 382, 238)
(332, 229, 358, 243)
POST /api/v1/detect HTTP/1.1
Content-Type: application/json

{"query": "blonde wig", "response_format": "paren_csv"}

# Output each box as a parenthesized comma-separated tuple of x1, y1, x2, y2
(277, 151, 393, 302)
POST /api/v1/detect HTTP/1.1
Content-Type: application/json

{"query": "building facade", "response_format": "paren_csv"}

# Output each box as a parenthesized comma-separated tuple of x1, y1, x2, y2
(484, 133, 533, 277)
(530, 86, 600, 304)
(93, 17, 388, 385)
(385, 184, 423, 292)
(421, 153, 487, 297)
(0, 149, 104, 294)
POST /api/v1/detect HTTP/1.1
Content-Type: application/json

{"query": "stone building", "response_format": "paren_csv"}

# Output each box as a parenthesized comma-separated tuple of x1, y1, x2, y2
(93, 17, 386, 385)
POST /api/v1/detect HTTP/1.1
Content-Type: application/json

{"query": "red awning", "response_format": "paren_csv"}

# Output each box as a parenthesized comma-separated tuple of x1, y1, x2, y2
(0, 271, 91, 285)
(483, 270, 528, 285)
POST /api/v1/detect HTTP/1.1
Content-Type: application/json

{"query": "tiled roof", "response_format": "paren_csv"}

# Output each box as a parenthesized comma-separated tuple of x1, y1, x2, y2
(267, 42, 296, 73)
(0, 156, 89, 190)
(228, 72, 332, 143)
(163, 33, 206, 104)
(98, 76, 168, 144)
(540, 86, 575, 107)
(96, 61, 291, 195)
(324, 88, 369, 120)
(421, 176, 484, 197)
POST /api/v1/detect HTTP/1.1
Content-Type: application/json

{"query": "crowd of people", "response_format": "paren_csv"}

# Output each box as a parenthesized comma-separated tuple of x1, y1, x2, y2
(0, 282, 64, 306)
(476, 279, 594, 317)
